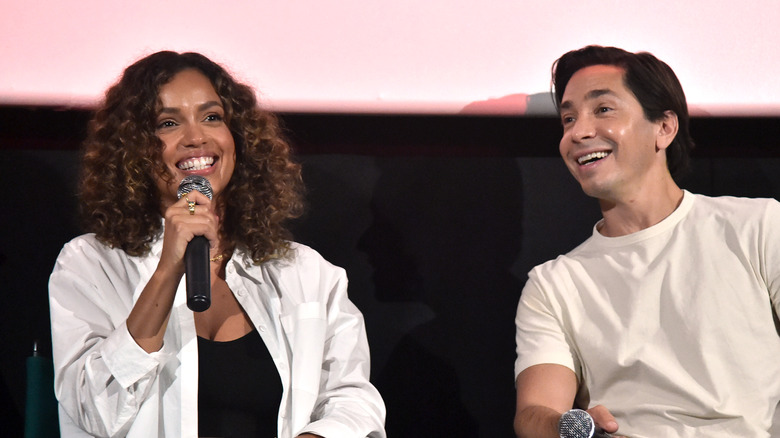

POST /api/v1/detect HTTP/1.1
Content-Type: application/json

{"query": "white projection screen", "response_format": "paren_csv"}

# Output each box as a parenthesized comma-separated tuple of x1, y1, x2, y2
(2, 0, 779, 116)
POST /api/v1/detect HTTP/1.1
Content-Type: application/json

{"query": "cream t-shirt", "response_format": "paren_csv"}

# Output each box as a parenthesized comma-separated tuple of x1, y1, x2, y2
(516, 191, 780, 437)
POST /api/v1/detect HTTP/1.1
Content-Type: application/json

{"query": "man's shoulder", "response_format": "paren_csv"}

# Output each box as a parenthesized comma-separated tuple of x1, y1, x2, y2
(689, 192, 780, 219)
(691, 191, 776, 205)
(527, 238, 596, 282)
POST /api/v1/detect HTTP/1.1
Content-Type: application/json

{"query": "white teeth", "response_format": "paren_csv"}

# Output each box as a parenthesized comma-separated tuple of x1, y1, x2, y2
(577, 151, 609, 165)
(178, 157, 214, 171)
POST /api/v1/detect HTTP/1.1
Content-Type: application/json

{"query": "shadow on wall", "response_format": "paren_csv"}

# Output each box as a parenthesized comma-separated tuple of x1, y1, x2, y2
(294, 156, 525, 437)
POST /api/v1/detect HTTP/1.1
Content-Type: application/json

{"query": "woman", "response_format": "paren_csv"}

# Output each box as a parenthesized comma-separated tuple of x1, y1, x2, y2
(49, 51, 386, 438)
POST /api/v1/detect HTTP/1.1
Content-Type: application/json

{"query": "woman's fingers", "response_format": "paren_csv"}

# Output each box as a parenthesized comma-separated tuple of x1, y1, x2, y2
(159, 192, 221, 271)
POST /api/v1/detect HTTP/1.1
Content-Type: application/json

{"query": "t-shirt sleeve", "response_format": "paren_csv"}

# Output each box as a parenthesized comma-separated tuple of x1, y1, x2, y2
(761, 199, 780, 317)
(514, 269, 580, 381)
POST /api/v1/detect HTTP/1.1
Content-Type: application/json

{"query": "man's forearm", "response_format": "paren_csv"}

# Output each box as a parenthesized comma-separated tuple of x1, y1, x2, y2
(514, 405, 562, 438)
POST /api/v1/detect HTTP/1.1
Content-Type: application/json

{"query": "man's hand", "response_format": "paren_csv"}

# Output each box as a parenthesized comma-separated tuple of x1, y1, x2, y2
(587, 405, 627, 437)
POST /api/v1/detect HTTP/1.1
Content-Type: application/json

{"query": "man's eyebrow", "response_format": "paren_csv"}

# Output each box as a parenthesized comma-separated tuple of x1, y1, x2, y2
(560, 88, 616, 110)
(586, 89, 616, 100)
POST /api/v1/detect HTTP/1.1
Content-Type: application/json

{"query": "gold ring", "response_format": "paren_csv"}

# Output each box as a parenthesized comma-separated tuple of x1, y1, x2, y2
(188, 201, 196, 215)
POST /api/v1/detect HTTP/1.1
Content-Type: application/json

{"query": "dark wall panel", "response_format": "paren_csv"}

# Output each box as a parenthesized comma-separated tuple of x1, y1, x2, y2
(2, 108, 779, 436)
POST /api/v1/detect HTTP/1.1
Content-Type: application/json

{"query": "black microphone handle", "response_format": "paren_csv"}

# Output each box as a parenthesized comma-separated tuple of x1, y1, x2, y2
(184, 235, 211, 312)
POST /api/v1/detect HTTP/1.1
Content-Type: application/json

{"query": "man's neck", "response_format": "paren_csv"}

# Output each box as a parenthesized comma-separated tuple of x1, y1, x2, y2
(596, 179, 684, 237)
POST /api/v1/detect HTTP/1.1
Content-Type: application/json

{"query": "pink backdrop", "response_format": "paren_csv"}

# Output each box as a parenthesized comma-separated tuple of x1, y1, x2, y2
(2, 0, 779, 115)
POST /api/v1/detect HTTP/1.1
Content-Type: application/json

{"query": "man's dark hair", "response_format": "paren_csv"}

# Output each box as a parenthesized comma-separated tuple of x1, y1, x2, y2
(552, 45, 694, 179)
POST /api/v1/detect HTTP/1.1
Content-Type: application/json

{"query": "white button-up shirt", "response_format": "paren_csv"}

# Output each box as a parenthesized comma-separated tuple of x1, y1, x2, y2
(50, 234, 386, 438)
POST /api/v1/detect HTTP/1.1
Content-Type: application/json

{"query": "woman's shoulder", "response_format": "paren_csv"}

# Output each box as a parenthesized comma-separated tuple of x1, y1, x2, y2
(55, 233, 142, 271)
(287, 241, 328, 262)
(59, 233, 111, 257)
(264, 242, 334, 269)
(260, 242, 346, 290)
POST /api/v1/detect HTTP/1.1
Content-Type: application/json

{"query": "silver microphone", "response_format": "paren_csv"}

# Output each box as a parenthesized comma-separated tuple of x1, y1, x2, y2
(558, 409, 612, 438)
(177, 175, 213, 201)
(177, 175, 213, 312)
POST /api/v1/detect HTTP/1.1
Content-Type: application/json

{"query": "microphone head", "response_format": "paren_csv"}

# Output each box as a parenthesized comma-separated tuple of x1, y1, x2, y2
(558, 409, 595, 438)
(177, 175, 213, 201)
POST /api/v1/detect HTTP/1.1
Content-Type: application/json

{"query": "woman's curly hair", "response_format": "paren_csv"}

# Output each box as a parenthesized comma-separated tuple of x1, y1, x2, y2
(80, 51, 304, 262)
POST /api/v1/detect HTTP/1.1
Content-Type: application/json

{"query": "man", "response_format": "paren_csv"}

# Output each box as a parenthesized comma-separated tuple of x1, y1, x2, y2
(513, 45, 780, 437)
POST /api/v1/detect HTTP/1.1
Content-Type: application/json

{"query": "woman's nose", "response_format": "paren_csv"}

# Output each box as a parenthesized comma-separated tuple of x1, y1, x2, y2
(182, 123, 206, 147)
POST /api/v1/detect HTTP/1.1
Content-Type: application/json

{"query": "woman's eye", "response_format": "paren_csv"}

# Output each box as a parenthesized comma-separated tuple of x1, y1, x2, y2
(157, 120, 177, 129)
(205, 114, 223, 122)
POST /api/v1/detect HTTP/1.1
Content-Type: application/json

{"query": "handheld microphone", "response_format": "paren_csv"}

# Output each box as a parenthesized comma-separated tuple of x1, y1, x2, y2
(177, 175, 213, 312)
(558, 409, 612, 438)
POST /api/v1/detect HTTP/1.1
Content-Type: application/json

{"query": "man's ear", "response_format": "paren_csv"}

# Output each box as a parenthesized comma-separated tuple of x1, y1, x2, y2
(655, 110, 679, 151)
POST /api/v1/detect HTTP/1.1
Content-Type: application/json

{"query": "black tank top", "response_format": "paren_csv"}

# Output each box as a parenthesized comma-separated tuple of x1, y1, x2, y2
(197, 329, 283, 438)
